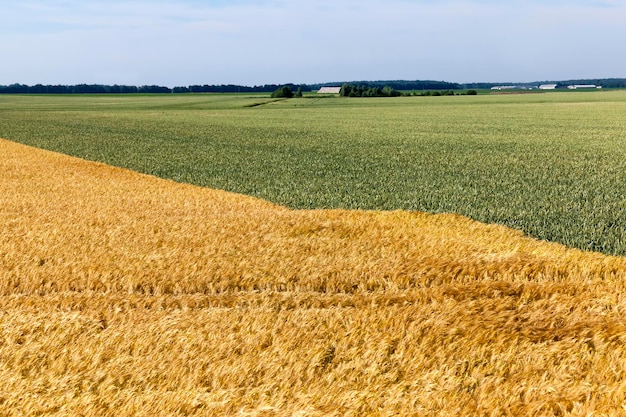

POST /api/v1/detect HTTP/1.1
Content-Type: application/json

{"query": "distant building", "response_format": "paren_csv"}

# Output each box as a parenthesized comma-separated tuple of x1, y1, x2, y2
(491, 86, 519, 90)
(567, 84, 600, 89)
(538, 84, 558, 90)
(318, 87, 342, 94)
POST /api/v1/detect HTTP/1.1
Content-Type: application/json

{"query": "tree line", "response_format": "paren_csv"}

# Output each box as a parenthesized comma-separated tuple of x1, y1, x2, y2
(0, 84, 172, 94)
(0, 83, 312, 95)
(0, 80, 461, 95)
(339, 84, 402, 97)
(1, 78, 624, 95)
(333, 80, 461, 91)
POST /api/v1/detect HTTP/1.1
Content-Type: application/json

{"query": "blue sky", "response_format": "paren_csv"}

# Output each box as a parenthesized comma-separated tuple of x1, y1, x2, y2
(1, 0, 625, 86)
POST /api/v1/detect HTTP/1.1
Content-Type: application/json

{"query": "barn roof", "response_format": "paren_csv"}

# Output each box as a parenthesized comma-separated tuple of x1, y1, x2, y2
(318, 87, 341, 94)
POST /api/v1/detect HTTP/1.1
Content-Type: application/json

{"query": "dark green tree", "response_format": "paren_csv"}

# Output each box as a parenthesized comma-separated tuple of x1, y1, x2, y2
(340, 83, 354, 97)
(271, 86, 294, 98)
(382, 86, 401, 97)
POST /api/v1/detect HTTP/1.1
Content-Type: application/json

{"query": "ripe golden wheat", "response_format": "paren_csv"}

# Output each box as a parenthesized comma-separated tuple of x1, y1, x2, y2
(1, 138, 626, 416)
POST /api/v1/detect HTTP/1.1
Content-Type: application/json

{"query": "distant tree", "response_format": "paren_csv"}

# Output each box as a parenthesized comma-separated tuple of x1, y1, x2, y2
(5, 84, 28, 94)
(340, 83, 353, 97)
(382, 85, 401, 97)
(340, 83, 401, 97)
(466, 90, 478, 95)
(138, 85, 172, 93)
(28, 84, 46, 94)
(349, 86, 361, 97)
(271, 86, 294, 98)
(363, 87, 382, 97)
(295, 87, 303, 97)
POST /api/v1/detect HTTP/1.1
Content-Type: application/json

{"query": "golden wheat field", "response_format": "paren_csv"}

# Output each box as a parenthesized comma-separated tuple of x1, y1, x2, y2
(2, 137, 626, 416)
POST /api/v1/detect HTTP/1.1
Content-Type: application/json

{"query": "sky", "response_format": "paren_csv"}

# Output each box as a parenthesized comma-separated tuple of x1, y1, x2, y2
(1, 0, 625, 87)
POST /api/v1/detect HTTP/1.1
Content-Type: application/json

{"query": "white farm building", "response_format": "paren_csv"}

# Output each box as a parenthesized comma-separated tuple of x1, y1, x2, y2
(491, 86, 519, 90)
(567, 84, 601, 89)
(538, 84, 558, 90)
(317, 87, 342, 94)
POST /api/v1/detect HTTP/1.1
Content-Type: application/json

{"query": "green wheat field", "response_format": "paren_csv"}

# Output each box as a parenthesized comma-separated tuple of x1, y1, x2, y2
(1, 91, 625, 255)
